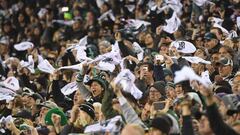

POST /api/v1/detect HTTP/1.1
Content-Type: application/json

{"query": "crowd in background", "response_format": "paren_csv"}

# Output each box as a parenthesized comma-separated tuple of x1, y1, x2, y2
(0, 0, 240, 135)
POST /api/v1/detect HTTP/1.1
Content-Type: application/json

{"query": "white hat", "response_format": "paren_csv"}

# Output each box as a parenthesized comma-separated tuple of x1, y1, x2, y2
(163, 12, 181, 34)
(0, 76, 20, 92)
(114, 69, 142, 99)
(14, 41, 34, 51)
(37, 59, 55, 74)
(61, 81, 78, 95)
(183, 56, 211, 64)
(170, 41, 196, 54)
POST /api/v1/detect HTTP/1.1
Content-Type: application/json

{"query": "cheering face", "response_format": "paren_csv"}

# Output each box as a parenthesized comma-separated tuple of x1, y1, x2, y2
(159, 45, 168, 55)
(195, 37, 204, 48)
(144, 33, 154, 46)
(98, 45, 108, 55)
(191, 63, 199, 74)
(141, 103, 151, 121)
(90, 81, 103, 97)
(74, 90, 84, 105)
(21, 95, 30, 106)
(218, 65, 232, 78)
(194, 49, 206, 59)
(198, 116, 212, 135)
(175, 84, 184, 97)
(39, 107, 49, 124)
(149, 87, 161, 102)
(28, 97, 36, 107)
(204, 39, 217, 50)
(166, 87, 176, 99)
(218, 47, 232, 59)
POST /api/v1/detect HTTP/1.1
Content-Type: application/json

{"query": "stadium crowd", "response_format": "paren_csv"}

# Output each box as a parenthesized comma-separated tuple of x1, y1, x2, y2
(0, 0, 240, 135)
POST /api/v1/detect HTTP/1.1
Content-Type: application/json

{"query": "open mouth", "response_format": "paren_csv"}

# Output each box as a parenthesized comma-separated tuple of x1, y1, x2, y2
(92, 88, 97, 96)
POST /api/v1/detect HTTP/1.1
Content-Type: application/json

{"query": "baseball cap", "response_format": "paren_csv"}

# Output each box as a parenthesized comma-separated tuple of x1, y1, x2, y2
(204, 32, 217, 40)
(163, 68, 173, 77)
(222, 94, 240, 115)
(79, 102, 95, 120)
(216, 57, 233, 66)
(150, 81, 166, 98)
(165, 82, 175, 89)
(85, 75, 108, 91)
(29, 93, 43, 104)
(37, 101, 58, 109)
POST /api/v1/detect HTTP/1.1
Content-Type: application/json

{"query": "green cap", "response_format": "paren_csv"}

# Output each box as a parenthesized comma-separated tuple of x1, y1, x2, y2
(204, 32, 217, 40)
(45, 108, 67, 126)
(86, 75, 108, 90)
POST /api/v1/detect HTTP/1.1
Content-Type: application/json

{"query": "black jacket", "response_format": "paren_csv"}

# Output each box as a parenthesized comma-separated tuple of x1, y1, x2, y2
(206, 104, 239, 135)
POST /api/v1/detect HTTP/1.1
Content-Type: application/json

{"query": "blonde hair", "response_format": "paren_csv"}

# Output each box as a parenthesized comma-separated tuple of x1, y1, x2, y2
(93, 102, 102, 112)
(74, 110, 94, 127)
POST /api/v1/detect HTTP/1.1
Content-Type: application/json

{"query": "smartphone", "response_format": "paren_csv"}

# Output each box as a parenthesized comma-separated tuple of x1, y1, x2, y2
(153, 101, 166, 110)
(142, 66, 148, 71)
(155, 54, 164, 61)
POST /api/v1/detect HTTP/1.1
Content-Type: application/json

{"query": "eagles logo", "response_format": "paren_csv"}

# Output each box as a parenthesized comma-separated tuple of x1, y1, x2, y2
(177, 41, 185, 50)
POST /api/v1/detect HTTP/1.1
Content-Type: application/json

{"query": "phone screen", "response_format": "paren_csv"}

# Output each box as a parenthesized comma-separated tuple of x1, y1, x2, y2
(155, 55, 164, 61)
(143, 66, 148, 71)
(153, 102, 166, 110)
